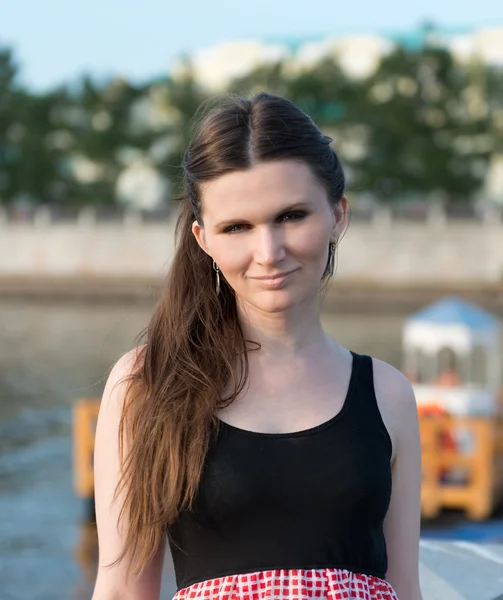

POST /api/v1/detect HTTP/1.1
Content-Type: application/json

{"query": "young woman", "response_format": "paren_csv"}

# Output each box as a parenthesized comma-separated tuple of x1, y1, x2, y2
(92, 92, 423, 600)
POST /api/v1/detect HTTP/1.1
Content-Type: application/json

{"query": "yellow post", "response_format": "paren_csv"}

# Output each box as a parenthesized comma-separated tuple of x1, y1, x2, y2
(467, 419, 495, 520)
(73, 399, 101, 498)
(419, 418, 442, 519)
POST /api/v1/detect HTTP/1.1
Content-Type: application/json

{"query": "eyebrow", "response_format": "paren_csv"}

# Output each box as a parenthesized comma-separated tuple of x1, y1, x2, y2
(214, 201, 312, 229)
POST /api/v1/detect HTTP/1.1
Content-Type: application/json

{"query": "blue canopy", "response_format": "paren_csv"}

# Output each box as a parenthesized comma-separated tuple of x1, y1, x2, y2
(406, 297, 499, 332)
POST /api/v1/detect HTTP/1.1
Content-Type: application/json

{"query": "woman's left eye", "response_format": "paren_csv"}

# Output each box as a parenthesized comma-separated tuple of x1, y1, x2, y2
(279, 211, 307, 222)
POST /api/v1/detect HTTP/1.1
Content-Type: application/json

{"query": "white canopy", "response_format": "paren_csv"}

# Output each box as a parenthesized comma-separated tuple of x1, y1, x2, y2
(403, 296, 501, 390)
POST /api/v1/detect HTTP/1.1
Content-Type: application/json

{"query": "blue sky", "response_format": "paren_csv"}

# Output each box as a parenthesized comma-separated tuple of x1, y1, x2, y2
(1, 0, 502, 90)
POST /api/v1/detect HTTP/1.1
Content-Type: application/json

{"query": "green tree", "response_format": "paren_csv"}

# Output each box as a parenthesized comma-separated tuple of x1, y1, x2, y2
(229, 57, 354, 126)
(350, 45, 493, 203)
(230, 60, 289, 98)
(160, 64, 209, 194)
(0, 45, 22, 203)
(483, 64, 503, 153)
(58, 75, 150, 204)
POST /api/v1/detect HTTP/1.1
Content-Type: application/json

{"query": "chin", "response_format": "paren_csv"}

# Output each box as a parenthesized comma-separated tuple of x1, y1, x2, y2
(252, 289, 306, 314)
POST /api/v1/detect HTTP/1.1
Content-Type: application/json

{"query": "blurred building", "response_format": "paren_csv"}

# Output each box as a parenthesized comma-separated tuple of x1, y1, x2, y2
(173, 41, 288, 91)
(448, 27, 503, 66)
(172, 24, 503, 92)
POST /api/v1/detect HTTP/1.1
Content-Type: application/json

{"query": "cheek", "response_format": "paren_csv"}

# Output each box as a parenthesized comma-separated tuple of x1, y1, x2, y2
(287, 223, 330, 261)
(207, 237, 249, 275)
(297, 235, 328, 258)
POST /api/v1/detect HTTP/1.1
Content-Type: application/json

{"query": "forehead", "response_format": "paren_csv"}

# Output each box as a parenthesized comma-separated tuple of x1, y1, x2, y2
(199, 160, 327, 220)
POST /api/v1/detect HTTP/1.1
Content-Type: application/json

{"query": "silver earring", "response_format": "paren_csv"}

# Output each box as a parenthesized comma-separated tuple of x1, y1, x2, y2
(328, 242, 336, 277)
(213, 261, 221, 295)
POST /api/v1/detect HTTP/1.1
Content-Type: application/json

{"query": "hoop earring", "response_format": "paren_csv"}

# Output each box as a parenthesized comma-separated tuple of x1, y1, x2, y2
(213, 261, 221, 295)
(328, 242, 336, 278)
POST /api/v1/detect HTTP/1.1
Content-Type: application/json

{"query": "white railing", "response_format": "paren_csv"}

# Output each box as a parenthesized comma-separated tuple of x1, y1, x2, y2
(0, 203, 502, 229)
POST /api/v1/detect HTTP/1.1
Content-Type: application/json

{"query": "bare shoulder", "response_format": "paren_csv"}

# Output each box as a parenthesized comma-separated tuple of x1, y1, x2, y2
(371, 357, 419, 465)
(371, 357, 416, 410)
(101, 345, 146, 409)
(95, 344, 147, 452)
(111, 344, 146, 382)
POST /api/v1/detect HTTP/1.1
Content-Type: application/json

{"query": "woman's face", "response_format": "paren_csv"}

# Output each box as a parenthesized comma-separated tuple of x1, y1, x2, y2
(192, 159, 348, 315)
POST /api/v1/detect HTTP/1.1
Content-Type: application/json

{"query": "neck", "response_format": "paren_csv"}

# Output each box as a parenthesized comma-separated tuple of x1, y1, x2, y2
(237, 296, 329, 357)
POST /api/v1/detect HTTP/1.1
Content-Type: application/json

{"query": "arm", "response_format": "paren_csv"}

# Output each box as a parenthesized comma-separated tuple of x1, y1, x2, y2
(374, 359, 423, 600)
(92, 348, 166, 600)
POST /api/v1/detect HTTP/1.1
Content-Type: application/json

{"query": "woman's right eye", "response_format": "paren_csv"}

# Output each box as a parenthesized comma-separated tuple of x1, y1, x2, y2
(223, 224, 248, 234)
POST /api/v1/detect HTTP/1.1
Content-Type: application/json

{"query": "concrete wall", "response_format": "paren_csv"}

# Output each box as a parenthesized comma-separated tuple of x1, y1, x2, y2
(3, 208, 503, 284)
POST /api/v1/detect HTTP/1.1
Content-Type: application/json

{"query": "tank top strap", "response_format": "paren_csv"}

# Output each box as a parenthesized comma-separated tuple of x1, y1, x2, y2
(348, 351, 393, 455)
(349, 352, 375, 397)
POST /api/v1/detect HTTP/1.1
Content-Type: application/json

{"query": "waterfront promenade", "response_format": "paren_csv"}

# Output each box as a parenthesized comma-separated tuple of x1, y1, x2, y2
(419, 540, 503, 599)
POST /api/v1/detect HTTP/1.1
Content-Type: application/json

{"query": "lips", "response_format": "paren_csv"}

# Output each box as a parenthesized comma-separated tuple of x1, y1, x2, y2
(249, 269, 298, 289)
(252, 269, 297, 281)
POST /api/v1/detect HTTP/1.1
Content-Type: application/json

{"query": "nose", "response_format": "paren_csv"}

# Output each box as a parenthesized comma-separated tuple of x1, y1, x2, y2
(253, 226, 286, 266)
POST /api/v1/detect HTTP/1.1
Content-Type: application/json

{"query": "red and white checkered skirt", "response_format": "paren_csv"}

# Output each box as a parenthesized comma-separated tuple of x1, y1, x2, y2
(173, 568, 399, 600)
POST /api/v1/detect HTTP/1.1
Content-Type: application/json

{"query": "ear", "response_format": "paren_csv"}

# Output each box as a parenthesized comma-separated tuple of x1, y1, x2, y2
(192, 221, 209, 254)
(192, 220, 211, 255)
(332, 195, 349, 240)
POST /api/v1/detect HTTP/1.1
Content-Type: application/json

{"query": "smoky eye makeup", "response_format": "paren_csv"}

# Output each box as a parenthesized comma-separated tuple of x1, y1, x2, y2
(218, 203, 312, 234)
(222, 223, 250, 234)
(277, 210, 308, 222)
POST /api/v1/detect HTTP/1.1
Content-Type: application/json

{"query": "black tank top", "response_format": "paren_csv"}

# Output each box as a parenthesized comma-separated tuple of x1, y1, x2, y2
(167, 352, 393, 590)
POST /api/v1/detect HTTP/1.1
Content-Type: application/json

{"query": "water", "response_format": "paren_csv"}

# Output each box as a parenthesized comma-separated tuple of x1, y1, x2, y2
(0, 299, 149, 600)
(0, 298, 499, 599)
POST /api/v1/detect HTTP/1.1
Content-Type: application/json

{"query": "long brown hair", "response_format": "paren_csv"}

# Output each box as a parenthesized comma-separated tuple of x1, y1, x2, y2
(114, 92, 346, 574)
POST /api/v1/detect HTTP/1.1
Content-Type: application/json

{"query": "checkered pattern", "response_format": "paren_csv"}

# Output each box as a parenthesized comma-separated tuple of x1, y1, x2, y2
(173, 568, 399, 600)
